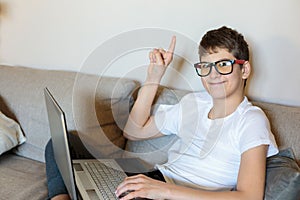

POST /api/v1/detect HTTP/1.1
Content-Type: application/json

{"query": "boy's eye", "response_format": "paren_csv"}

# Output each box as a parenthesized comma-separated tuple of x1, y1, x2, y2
(218, 61, 231, 67)
(202, 63, 211, 68)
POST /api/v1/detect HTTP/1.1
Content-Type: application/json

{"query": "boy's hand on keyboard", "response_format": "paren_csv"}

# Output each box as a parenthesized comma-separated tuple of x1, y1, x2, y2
(115, 174, 168, 200)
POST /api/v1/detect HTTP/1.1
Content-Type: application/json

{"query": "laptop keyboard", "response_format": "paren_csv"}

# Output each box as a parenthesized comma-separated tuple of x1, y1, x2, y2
(84, 161, 127, 200)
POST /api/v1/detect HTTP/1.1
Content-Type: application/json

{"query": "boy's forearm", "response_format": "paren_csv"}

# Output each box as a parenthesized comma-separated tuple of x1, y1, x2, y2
(131, 80, 159, 124)
(166, 184, 259, 200)
(123, 78, 160, 140)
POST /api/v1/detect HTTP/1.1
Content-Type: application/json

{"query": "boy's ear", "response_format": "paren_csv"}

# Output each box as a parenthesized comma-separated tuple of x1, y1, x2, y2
(242, 61, 251, 79)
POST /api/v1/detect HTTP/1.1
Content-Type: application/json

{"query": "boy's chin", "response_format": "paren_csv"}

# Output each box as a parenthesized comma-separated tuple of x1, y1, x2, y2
(207, 89, 227, 100)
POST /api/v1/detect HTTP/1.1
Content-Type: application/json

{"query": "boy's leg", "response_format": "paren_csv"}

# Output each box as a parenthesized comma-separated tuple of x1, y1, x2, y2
(45, 139, 69, 199)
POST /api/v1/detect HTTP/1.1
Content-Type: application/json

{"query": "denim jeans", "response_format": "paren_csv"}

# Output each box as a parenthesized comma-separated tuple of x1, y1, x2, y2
(45, 139, 68, 199)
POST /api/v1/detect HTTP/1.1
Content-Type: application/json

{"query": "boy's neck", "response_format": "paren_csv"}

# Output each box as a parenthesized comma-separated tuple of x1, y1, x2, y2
(209, 95, 244, 119)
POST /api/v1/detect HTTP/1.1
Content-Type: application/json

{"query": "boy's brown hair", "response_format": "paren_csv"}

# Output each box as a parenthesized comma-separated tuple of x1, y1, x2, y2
(199, 26, 249, 61)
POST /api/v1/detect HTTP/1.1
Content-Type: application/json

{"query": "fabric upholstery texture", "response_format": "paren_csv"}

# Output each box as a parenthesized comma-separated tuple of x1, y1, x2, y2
(0, 65, 136, 162)
(265, 148, 300, 200)
(0, 153, 48, 199)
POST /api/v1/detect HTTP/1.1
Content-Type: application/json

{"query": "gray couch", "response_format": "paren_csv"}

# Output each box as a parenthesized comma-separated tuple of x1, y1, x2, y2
(0, 65, 299, 200)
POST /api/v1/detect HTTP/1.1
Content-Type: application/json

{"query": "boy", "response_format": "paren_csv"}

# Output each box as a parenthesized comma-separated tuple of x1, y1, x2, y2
(115, 26, 278, 200)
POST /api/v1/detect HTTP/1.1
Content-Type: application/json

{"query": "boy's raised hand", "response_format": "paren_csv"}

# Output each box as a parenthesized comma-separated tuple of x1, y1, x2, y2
(147, 36, 176, 82)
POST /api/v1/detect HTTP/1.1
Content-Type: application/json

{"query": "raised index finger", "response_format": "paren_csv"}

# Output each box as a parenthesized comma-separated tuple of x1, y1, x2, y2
(163, 36, 176, 66)
(168, 35, 176, 54)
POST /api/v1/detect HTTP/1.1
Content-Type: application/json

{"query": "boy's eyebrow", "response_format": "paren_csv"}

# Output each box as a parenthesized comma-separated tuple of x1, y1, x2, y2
(200, 58, 233, 63)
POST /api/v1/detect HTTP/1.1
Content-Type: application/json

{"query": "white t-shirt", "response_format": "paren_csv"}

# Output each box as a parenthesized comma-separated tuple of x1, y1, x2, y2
(154, 91, 278, 191)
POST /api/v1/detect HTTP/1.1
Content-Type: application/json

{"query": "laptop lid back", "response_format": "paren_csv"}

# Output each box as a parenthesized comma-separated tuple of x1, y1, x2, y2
(44, 87, 78, 200)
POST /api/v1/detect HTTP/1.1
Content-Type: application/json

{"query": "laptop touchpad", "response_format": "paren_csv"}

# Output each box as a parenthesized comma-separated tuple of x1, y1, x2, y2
(77, 172, 94, 190)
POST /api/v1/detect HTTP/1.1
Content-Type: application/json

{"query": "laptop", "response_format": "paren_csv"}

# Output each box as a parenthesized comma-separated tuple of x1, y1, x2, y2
(44, 87, 147, 200)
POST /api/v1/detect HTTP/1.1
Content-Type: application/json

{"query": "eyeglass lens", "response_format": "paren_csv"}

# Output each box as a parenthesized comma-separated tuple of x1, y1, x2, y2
(196, 60, 233, 76)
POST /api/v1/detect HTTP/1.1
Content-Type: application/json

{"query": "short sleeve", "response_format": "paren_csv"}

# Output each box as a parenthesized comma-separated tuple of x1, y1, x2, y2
(237, 108, 278, 157)
(154, 103, 182, 136)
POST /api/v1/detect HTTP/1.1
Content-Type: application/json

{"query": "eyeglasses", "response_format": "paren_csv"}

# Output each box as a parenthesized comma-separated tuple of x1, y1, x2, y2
(194, 59, 246, 77)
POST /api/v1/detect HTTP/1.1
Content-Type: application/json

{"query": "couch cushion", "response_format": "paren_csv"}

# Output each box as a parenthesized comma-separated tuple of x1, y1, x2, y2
(0, 65, 137, 162)
(265, 148, 300, 200)
(0, 152, 48, 199)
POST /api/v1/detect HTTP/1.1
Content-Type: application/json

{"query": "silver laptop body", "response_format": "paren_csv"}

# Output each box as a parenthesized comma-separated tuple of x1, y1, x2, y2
(44, 87, 128, 200)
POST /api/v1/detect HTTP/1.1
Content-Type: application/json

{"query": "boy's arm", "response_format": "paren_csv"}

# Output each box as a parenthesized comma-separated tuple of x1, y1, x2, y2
(116, 145, 268, 200)
(123, 36, 176, 141)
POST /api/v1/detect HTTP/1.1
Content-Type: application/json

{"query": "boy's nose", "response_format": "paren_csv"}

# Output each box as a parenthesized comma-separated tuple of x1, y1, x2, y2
(209, 65, 221, 78)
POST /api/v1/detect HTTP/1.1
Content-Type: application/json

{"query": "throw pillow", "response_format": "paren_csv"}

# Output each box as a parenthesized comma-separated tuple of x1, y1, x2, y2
(264, 148, 300, 200)
(0, 111, 26, 155)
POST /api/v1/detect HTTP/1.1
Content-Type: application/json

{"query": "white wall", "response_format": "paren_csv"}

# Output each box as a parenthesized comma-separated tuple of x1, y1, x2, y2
(0, 0, 299, 106)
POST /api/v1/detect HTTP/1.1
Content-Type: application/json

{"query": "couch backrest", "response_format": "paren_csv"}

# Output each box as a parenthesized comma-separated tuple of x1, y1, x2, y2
(0, 65, 137, 162)
(252, 101, 300, 164)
